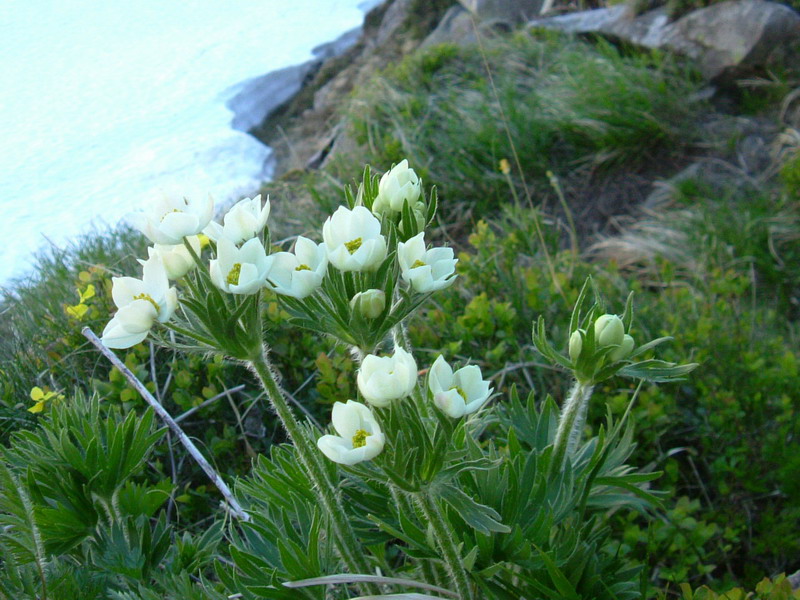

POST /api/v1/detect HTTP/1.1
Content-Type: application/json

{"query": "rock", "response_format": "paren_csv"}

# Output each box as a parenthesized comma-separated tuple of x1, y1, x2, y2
(421, 3, 516, 48)
(312, 27, 362, 60)
(458, 0, 545, 25)
(528, 0, 800, 81)
(225, 25, 362, 133)
(789, 570, 800, 591)
(375, 0, 414, 46)
(421, 5, 478, 48)
(225, 60, 321, 133)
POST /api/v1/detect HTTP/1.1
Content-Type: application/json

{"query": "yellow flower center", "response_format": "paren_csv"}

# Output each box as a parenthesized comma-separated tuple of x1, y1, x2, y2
(411, 259, 426, 269)
(449, 385, 466, 400)
(227, 263, 242, 286)
(352, 429, 370, 449)
(295, 263, 311, 271)
(345, 238, 363, 254)
(133, 293, 160, 313)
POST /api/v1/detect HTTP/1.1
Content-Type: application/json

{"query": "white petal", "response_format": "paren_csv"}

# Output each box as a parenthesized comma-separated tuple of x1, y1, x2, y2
(101, 317, 149, 349)
(428, 355, 453, 394)
(209, 259, 226, 291)
(203, 221, 224, 242)
(160, 211, 198, 242)
(434, 390, 467, 418)
(111, 276, 144, 309)
(159, 287, 178, 322)
(115, 300, 158, 332)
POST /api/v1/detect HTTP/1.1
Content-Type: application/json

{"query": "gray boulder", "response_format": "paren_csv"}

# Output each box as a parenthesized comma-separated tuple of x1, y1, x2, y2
(422, 3, 522, 47)
(459, 0, 545, 25)
(528, 0, 800, 81)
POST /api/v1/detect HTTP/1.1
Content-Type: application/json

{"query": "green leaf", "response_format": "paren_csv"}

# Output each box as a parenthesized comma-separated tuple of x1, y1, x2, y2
(439, 485, 510, 535)
(531, 544, 581, 600)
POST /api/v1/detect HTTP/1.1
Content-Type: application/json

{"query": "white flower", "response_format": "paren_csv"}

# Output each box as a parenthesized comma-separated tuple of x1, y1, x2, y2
(204, 195, 270, 245)
(128, 186, 214, 245)
(266, 236, 327, 299)
(139, 235, 201, 280)
(101, 256, 178, 349)
(322, 206, 387, 272)
(357, 346, 417, 408)
(372, 159, 421, 215)
(317, 400, 385, 465)
(209, 237, 271, 295)
(397, 232, 457, 293)
(428, 355, 493, 419)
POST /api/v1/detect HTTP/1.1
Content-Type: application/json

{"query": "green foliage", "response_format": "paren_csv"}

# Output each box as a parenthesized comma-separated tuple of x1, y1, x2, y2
(670, 574, 800, 599)
(345, 34, 703, 217)
(0, 394, 224, 599)
(222, 387, 661, 599)
(406, 175, 800, 589)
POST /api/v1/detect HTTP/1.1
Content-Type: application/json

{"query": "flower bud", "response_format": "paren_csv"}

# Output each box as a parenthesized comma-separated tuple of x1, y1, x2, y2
(608, 334, 635, 362)
(594, 314, 625, 348)
(350, 289, 386, 319)
(569, 329, 583, 362)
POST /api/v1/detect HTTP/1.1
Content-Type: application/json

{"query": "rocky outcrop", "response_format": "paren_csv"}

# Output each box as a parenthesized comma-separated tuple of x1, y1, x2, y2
(226, 27, 361, 134)
(248, 1, 459, 177)
(458, 0, 545, 24)
(528, 0, 800, 81)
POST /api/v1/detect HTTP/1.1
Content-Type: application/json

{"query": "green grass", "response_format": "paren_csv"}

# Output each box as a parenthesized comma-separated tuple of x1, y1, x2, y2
(336, 33, 704, 220)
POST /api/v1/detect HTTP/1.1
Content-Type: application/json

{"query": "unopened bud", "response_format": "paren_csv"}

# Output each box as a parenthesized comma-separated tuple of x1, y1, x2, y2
(569, 329, 583, 362)
(594, 314, 625, 347)
(350, 289, 386, 319)
(609, 334, 635, 362)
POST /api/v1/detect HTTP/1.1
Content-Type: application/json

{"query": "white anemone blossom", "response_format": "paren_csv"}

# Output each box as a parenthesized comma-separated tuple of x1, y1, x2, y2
(357, 346, 417, 408)
(428, 355, 493, 419)
(204, 195, 270, 245)
(317, 400, 385, 465)
(322, 206, 387, 272)
(128, 187, 214, 245)
(266, 236, 327, 299)
(372, 159, 421, 215)
(139, 235, 201, 280)
(102, 256, 178, 349)
(397, 232, 457, 293)
(209, 237, 271, 295)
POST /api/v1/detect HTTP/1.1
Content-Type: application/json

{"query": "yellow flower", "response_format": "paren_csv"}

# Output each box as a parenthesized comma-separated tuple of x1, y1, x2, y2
(28, 387, 64, 414)
(499, 158, 511, 175)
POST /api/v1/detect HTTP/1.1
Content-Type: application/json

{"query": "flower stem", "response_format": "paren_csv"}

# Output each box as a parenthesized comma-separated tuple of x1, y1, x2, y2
(414, 491, 474, 600)
(248, 349, 377, 587)
(551, 380, 595, 474)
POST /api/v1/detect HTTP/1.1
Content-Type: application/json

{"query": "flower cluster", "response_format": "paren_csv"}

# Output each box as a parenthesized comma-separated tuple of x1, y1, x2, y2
(316, 349, 493, 465)
(103, 161, 477, 468)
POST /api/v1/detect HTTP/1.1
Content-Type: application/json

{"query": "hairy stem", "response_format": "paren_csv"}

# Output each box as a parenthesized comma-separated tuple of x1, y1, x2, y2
(551, 380, 595, 474)
(248, 349, 377, 588)
(415, 492, 474, 600)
